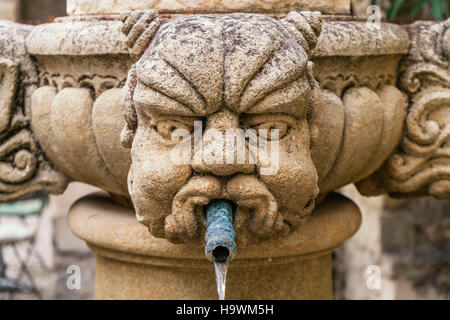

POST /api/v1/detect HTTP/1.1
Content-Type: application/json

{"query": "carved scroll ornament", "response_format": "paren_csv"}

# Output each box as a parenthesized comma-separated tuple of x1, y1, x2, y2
(0, 21, 68, 201)
(358, 19, 450, 199)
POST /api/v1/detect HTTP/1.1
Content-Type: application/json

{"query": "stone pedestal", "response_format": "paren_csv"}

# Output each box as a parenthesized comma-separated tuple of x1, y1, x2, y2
(69, 192, 361, 300)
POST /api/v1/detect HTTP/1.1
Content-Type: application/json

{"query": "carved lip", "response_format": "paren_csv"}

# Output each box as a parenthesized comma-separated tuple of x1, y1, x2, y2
(167, 175, 284, 243)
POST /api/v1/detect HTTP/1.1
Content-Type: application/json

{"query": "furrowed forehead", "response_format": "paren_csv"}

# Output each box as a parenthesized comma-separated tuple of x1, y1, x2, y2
(134, 78, 311, 119)
(135, 14, 309, 116)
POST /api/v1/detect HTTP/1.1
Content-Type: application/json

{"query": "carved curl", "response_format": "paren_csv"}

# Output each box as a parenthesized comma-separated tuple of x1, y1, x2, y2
(120, 11, 162, 61)
(280, 11, 322, 58)
(119, 11, 162, 147)
(400, 20, 450, 95)
(0, 21, 68, 202)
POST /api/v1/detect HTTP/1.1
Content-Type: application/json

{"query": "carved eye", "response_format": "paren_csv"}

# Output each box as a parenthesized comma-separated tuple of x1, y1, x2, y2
(152, 120, 193, 141)
(251, 121, 289, 141)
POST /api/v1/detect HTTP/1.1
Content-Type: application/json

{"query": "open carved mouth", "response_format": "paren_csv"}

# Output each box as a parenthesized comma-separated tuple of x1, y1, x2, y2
(203, 199, 236, 262)
(164, 175, 283, 245)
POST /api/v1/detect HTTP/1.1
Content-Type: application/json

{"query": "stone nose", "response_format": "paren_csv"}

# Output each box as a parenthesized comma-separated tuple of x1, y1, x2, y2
(192, 110, 256, 176)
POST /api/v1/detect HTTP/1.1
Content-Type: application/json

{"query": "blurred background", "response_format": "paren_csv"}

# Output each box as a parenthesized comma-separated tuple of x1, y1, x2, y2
(0, 0, 448, 300)
(352, 0, 448, 22)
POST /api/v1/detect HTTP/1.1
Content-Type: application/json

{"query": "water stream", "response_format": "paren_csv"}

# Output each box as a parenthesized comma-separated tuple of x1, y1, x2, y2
(214, 258, 229, 300)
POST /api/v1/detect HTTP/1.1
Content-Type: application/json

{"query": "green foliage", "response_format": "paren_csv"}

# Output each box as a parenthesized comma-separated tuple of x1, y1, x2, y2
(410, 0, 428, 17)
(386, 0, 448, 21)
(387, 0, 406, 20)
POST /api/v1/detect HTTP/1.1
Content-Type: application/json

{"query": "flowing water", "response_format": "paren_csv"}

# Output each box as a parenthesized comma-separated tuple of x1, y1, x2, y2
(214, 259, 229, 300)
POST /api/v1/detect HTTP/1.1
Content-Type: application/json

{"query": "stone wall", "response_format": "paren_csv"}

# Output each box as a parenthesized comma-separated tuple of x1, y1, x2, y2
(381, 197, 450, 298)
(0, 0, 66, 23)
(336, 185, 450, 299)
(19, 0, 66, 24)
(0, 0, 19, 21)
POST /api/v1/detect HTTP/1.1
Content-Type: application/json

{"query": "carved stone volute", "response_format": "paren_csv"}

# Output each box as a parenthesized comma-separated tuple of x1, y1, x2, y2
(358, 19, 450, 199)
(0, 21, 68, 201)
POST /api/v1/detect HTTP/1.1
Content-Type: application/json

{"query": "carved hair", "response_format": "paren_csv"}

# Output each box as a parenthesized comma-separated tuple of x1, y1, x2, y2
(280, 11, 322, 59)
(120, 11, 162, 61)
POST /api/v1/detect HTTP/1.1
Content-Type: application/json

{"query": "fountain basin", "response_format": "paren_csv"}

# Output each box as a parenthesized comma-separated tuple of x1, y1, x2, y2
(69, 192, 361, 299)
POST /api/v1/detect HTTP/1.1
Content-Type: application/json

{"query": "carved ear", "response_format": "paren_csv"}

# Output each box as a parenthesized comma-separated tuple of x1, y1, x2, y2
(120, 11, 162, 61)
(121, 64, 138, 148)
(0, 58, 19, 134)
(305, 61, 320, 120)
(280, 11, 322, 58)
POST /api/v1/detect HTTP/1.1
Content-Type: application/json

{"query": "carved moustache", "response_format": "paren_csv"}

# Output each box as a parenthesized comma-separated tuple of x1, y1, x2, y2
(165, 174, 283, 245)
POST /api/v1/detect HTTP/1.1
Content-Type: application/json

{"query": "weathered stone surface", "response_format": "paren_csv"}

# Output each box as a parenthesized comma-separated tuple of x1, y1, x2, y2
(116, 12, 411, 247)
(313, 20, 409, 57)
(26, 20, 129, 56)
(67, 0, 350, 15)
(358, 19, 450, 199)
(31, 87, 129, 196)
(0, 21, 68, 201)
(23, 12, 412, 247)
(25, 18, 409, 57)
(121, 12, 323, 246)
(69, 192, 361, 299)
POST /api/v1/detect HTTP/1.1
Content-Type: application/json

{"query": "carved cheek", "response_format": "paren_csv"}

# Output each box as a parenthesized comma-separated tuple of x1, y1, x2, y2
(129, 127, 192, 237)
(131, 127, 192, 199)
(259, 122, 318, 211)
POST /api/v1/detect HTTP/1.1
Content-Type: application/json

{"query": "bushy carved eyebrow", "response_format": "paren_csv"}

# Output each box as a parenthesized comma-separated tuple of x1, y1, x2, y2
(244, 78, 312, 118)
(135, 76, 311, 119)
(134, 81, 198, 116)
(136, 58, 209, 116)
(221, 15, 309, 114)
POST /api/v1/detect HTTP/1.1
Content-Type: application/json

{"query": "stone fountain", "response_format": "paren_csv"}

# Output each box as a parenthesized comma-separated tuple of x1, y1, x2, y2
(0, 0, 448, 299)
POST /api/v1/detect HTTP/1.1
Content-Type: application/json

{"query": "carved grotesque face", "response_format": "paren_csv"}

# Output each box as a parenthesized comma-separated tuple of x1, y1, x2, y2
(122, 13, 321, 246)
